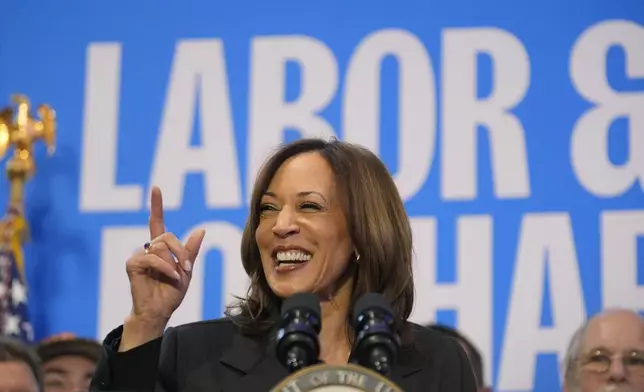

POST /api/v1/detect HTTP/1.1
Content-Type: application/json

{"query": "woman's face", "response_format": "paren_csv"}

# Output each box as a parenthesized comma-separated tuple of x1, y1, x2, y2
(255, 151, 354, 299)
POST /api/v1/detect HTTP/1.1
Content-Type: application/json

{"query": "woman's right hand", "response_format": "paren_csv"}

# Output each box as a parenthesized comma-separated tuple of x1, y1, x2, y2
(119, 186, 206, 351)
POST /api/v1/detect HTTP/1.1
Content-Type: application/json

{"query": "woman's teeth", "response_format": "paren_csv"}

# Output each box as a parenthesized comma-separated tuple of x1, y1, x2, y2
(276, 250, 312, 264)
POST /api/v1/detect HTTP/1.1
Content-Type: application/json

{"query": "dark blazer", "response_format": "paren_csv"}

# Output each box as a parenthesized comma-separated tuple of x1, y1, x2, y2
(91, 318, 477, 392)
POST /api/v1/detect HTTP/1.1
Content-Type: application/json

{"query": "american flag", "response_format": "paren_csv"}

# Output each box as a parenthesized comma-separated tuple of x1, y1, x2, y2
(0, 248, 33, 343)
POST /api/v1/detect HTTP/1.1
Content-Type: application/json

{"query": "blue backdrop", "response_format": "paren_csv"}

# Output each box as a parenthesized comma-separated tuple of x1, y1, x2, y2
(1, 1, 643, 390)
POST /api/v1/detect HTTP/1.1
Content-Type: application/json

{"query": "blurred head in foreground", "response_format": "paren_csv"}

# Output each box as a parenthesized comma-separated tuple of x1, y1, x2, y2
(0, 336, 42, 392)
(37, 334, 102, 392)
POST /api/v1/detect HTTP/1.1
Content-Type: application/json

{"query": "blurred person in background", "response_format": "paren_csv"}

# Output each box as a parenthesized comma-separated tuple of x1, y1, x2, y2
(563, 309, 644, 392)
(428, 324, 491, 392)
(0, 336, 42, 392)
(37, 333, 101, 392)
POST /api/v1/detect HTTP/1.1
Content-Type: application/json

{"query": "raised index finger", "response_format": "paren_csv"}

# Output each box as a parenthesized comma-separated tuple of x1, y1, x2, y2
(149, 186, 166, 239)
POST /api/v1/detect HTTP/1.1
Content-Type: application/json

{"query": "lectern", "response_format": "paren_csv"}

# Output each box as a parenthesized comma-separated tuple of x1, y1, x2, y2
(270, 363, 403, 392)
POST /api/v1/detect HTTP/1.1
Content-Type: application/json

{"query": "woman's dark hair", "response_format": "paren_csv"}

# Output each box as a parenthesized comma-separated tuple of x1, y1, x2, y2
(225, 138, 415, 342)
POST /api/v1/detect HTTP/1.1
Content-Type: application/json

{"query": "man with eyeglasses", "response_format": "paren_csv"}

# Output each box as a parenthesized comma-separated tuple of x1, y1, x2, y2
(563, 309, 644, 392)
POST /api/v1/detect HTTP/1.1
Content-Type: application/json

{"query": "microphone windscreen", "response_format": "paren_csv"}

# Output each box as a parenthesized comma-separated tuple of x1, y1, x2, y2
(281, 292, 321, 317)
(352, 293, 393, 323)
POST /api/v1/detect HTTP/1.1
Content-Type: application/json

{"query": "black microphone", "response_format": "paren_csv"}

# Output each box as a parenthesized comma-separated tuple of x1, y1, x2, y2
(352, 293, 401, 376)
(275, 292, 322, 373)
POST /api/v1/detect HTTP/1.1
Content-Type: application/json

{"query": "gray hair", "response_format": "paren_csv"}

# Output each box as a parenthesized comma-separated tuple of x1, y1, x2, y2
(563, 308, 644, 389)
(563, 322, 589, 387)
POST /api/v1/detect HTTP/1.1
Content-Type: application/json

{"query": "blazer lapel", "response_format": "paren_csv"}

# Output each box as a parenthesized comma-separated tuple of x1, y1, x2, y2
(388, 345, 424, 388)
(219, 331, 288, 391)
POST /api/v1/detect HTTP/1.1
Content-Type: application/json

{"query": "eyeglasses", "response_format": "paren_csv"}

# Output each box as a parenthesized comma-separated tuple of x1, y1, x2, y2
(581, 348, 644, 374)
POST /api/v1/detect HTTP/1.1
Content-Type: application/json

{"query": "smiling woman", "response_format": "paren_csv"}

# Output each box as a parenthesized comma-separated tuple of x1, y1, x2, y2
(231, 139, 415, 356)
(90, 138, 477, 392)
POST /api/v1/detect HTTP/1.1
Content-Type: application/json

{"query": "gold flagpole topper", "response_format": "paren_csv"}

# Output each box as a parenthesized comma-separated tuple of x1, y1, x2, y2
(0, 94, 56, 206)
(0, 94, 56, 274)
